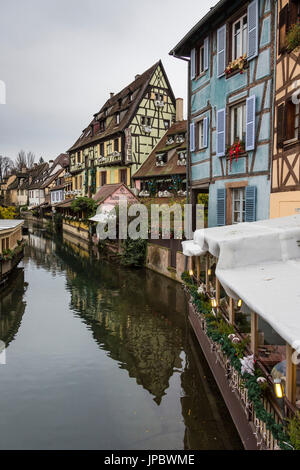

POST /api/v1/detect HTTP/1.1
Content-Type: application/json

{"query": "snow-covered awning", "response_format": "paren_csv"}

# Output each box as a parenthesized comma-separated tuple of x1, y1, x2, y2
(182, 215, 300, 349)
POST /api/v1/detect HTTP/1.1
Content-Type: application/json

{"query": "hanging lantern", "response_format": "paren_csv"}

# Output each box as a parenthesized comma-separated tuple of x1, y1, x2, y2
(274, 378, 285, 399)
(189, 269, 194, 277)
(237, 299, 243, 308)
(211, 298, 218, 308)
(207, 268, 212, 276)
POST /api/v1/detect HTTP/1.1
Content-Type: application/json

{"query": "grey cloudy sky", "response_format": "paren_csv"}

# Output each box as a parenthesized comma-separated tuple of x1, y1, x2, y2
(0, 0, 215, 163)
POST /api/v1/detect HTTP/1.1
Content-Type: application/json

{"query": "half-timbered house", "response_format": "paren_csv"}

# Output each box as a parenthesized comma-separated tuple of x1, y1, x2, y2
(270, 0, 300, 218)
(68, 61, 176, 195)
(170, 0, 275, 228)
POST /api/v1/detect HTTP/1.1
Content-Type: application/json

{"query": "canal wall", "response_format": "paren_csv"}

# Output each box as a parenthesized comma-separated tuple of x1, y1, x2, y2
(146, 242, 191, 283)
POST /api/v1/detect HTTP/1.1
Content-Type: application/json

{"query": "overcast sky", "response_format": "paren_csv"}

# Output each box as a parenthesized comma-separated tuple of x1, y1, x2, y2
(0, 0, 215, 163)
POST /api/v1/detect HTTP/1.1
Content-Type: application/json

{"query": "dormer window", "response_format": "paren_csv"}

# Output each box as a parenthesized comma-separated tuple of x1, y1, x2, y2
(177, 152, 187, 166)
(176, 134, 185, 144)
(156, 153, 167, 166)
(166, 136, 175, 146)
(116, 113, 120, 125)
(118, 98, 122, 108)
(100, 120, 106, 132)
(129, 92, 133, 102)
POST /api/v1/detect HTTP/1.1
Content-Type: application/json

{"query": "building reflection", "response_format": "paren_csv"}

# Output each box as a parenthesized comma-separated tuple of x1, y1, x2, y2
(0, 268, 27, 347)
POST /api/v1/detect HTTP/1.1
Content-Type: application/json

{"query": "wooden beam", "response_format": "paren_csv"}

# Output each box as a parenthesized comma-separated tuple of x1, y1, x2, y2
(286, 344, 297, 406)
(216, 277, 221, 312)
(205, 254, 209, 290)
(196, 256, 201, 282)
(229, 297, 235, 325)
(251, 312, 258, 356)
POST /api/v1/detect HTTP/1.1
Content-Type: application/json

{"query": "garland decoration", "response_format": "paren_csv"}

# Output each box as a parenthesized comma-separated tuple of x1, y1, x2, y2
(181, 272, 293, 450)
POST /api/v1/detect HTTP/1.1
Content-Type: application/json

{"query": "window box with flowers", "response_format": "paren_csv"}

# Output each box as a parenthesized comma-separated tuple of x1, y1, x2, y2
(225, 54, 248, 78)
(226, 140, 246, 171)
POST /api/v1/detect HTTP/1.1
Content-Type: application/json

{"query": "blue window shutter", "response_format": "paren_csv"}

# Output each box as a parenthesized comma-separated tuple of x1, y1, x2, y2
(190, 122, 195, 151)
(248, 0, 259, 60)
(204, 36, 209, 71)
(217, 188, 226, 226)
(191, 48, 196, 80)
(217, 25, 226, 78)
(245, 186, 257, 222)
(203, 116, 208, 148)
(216, 109, 226, 157)
(246, 95, 256, 151)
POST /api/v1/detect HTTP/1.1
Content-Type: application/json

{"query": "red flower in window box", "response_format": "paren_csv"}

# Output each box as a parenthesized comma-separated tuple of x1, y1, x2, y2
(228, 140, 245, 171)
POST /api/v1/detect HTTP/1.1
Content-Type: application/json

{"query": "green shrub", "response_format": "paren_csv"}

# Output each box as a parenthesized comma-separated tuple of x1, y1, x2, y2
(286, 23, 300, 52)
(120, 238, 147, 267)
(288, 412, 300, 450)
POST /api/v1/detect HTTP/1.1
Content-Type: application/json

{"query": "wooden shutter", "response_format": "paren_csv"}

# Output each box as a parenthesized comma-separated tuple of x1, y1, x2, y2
(248, 0, 259, 60)
(190, 122, 195, 151)
(277, 103, 285, 148)
(216, 109, 226, 157)
(245, 186, 257, 222)
(217, 188, 226, 226)
(217, 25, 226, 78)
(246, 95, 256, 151)
(191, 48, 196, 80)
(279, 4, 289, 53)
(203, 116, 209, 148)
(204, 36, 209, 71)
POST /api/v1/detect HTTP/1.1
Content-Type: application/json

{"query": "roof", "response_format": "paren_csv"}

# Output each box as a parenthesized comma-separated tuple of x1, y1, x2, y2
(68, 61, 175, 152)
(49, 154, 69, 172)
(182, 215, 300, 349)
(40, 169, 64, 189)
(93, 183, 138, 204)
(170, 0, 236, 58)
(0, 219, 24, 232)
(133, 120, 187, 179)
(21, 163, 49, 190)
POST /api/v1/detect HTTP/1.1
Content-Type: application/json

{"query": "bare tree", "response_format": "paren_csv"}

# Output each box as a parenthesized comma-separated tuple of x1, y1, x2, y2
(26, 151, 35, 169)
(15, 150, 27, 171)
(0, 156, 14, 180)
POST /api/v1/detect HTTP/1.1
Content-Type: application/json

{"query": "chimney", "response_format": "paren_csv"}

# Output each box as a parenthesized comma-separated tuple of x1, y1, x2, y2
(176, 98, 184, 122)
(34, 163, 37, 168)
(135, 74, 140, 80)
(110, 92, 114, 98)
(21, 166, 27, 173)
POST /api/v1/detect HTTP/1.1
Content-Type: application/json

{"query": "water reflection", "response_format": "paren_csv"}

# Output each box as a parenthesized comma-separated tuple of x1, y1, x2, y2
(15, 226, 243, 449)
(0, 268, 27, 347)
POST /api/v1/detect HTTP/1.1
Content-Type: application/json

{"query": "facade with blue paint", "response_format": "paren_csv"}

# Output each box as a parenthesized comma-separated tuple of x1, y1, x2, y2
(171, 0, 276, 227)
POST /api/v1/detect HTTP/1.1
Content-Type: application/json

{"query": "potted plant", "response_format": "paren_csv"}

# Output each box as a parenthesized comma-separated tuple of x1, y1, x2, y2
(225, 54, 247, 77)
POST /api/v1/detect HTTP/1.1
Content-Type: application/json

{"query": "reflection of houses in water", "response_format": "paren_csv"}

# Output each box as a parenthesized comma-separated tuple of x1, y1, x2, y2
(0, 268, 27, 347)
(57, 240, 185, 404)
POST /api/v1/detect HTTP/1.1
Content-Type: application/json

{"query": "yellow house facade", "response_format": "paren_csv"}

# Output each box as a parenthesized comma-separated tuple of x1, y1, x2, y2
(270, 0, 300, 218)
(68, 61, 176, 196)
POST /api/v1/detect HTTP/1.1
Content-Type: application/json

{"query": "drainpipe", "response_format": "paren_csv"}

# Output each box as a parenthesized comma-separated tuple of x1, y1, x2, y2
(270, 1, 278, 189)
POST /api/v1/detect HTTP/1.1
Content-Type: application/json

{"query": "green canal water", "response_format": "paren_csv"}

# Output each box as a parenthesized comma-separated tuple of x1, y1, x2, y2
(0, 226, 242, 450)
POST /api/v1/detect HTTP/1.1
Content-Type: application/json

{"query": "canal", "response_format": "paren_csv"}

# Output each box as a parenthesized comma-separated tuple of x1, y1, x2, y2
(0, 226, 242, 450)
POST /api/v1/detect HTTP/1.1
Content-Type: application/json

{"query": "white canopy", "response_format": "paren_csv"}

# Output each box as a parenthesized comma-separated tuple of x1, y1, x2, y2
(182, 215, 300, 350)
(89, 205, 117, 224)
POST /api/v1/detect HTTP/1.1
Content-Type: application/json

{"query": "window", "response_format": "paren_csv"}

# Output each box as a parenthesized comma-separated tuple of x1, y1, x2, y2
(100, 120, 105, 132)
(164, 120, 170, 129)
(197, 120, 205, 149)
(114, 138, 119, 152)
(232, 14, 248, 60)
(116, 113, 120, 125)
(230, 102, 246, 144)
(101, 172, 107, 186)
(155, 93, 164, 101)
(119, 169, 127, 185)
(100, 143, 104, 157)
(277, 100, 299, 146)
(232, 187, 246, 224)
(198, 45, 205, 74)
(77, 152, 81, 164)
(1, 237, 9, 252)
(141, 116, 151, 127)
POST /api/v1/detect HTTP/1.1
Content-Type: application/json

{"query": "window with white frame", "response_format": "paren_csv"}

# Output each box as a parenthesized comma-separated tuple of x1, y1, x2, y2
(232, 14, 248, 60)
(199, 45, 205, 74)
(232, 187, 246, 224)
(230, 102, 246, 144)
(197, 119, 205, 149)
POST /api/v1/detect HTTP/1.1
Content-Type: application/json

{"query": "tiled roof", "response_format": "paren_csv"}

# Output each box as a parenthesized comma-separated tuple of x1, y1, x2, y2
(68, 61, 170, 152)
(49, 153, 69, 172)
(133, 120, 187, 179)
(93, 183, 138, 204)
(40, 169, 64, 189)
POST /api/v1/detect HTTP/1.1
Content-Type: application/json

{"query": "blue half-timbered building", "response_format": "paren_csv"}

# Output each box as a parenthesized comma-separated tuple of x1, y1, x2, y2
(171, 0, 275, 227)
